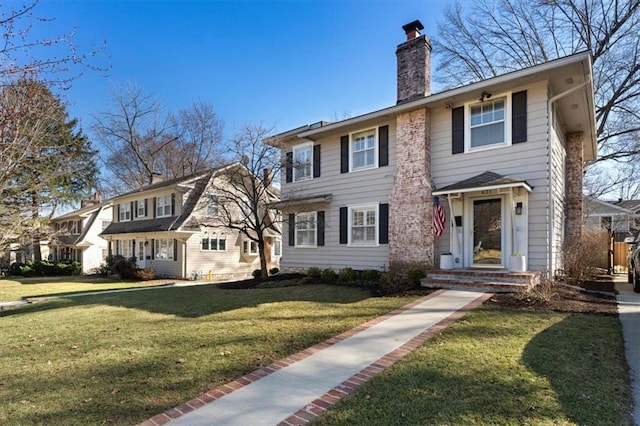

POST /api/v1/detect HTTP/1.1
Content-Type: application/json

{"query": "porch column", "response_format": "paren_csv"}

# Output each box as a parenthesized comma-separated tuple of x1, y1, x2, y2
(565, 131, 584, 241)
(389, 107, 433, 270)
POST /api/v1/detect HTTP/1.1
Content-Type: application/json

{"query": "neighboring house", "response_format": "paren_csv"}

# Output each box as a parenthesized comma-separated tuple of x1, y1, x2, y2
(614, 199, 640, 232)
(584, 197, 636, 234)
(50, 196, 112, 274)
(270, 20, 596, 279)
(100, 164, 281, 280)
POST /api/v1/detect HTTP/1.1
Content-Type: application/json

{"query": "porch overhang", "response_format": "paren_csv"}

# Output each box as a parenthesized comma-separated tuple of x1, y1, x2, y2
(272, 193, 332, 209)
(433, 171, 533, 196)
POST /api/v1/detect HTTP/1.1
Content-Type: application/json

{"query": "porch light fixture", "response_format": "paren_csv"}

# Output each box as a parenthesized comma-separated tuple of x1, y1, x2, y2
(479, 91, 492, 102)
(515, 202, 523, 215)
(144, 241, 149, 246)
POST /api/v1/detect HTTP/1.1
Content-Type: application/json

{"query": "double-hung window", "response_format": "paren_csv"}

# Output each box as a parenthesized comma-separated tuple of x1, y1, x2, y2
(293, 143, 312, 181)
(201, 233, 226, 251)
(469, 97, 507, 149)
(295, 212, 317, 247)
(273, 238, 282, 257)
(350, 206, 377, 245)
(242, 240, 258, 255)
(137, 200, 146, 217)
(117, 240, 133, 258)
(156, 194, 172, 218)
(207, 195, 220, 218)
(154, 238, 174, 260)
(119, 203, 131, 222)
(351, 129, 376, 170)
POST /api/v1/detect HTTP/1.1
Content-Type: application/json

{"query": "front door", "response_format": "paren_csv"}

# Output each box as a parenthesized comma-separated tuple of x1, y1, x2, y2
(136, 239, 146, 269)
(471, 197, 504, 267)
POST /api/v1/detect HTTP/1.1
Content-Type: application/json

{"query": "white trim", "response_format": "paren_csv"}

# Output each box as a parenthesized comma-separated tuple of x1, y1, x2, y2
(155, 194, 172, 218)
(464, 195, 508, 268)
(349, 127, 378, 172)
(294, 211, 317, 248)
(464, 92, 512, 153)
(347, 204, 379, 247)
(434, 181, 533, 196)
(292, 142, 314, 182)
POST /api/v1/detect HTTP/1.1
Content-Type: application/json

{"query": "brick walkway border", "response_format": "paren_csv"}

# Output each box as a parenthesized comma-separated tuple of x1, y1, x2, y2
(139, 290, 493, 426)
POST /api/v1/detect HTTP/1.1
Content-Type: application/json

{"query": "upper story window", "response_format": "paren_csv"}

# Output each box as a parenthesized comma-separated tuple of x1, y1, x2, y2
(207, 195, 220, 217)
(119, 203, 131, 222)
(351, 128, 377, 171)
(293, 143, 313, 181)
(295, 212, 317, 247)
(470, 98, 506, 148)
(137, 200, 146, 217)
(156, 194, 172, 218)
(350, 205, 377, 246)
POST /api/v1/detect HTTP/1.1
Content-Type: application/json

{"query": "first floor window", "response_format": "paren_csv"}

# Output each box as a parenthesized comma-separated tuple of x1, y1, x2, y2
(154, 238, 174, 260)
(470, 98, 506, 148)
(119, 203, 131, 222)
(273, 238, 282, 256)
(350, 206, 377, 245)
(201, 233, 226, 251)
(243, 240, 258, 255)
(156, 194, 172, 217)
(295, 212, 316, 247)
(117, 240, 134, 258)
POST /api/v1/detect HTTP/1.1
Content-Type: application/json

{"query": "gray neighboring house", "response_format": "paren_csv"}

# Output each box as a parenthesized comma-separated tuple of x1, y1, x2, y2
(269, 20, 597, 279)
(584, 197, 637, 234)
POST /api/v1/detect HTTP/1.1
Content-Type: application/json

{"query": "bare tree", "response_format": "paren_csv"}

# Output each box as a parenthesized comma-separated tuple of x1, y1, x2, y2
(93, 85, 224, 195)
(434, 0, 640, 166)
(198, 125, 281, 278)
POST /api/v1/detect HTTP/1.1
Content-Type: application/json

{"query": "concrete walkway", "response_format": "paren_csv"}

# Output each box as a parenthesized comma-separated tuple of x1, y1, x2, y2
(139, 289, 492, 426)
(616, 278, 640, 426)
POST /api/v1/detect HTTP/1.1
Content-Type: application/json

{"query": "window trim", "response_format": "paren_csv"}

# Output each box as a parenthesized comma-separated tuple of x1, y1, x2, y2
(349, 128, 378, 172)
(119, 203, 132, 222)
(155, 194, 172, 218)
(136, 200, 146, 218)
(348, 204, 379, 247)
(292, 142, 314, 182)
(153, 238, 174, 261)
(295, 211, 317, 248)
(272, 237, 282, 257)
(464, 92, 512, 153)
(242, 239, 259, 255)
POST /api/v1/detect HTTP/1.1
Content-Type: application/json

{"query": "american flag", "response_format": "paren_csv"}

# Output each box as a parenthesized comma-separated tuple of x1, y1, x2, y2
(433, 196, 446, 237)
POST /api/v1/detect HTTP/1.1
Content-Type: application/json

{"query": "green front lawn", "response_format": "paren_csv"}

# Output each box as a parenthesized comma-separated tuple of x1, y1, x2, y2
(0, 283, 419, 425)
(0, 275, 179, 302)
(316, 306, 632, 426)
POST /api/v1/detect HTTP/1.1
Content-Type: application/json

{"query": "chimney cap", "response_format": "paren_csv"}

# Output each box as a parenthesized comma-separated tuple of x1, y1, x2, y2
(402, 20, 424, 35)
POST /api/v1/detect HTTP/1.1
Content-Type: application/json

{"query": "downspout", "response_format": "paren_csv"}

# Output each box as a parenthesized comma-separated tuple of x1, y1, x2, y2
(546, 76, 592, 278)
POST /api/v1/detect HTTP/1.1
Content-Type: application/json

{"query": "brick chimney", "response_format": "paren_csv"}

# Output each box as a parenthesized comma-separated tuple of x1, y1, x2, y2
(396, 20, 431, 104)
(150, 172, 164, 184)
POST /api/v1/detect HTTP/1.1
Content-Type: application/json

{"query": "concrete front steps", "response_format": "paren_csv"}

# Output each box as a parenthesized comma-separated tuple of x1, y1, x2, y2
(421, 269, 542, 293)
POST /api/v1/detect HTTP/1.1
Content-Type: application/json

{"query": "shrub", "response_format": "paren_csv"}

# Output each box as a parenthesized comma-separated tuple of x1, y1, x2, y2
(9, 260, 81, 277)
(361, 269, 381, 283)
(110, 256, 137, 280)
(562, 232, 608, 284)
(94, 263, 110, 277)
(321, 268, 338, 284)
(406, 269, 426, 286)
(135, 268, 156, 281)
(252, 269, 262, 279)
(269, 267, 280, 275)
(338, 267, 357, 283)
(307, 267, 322, 278)
(375, 270, 415, 296)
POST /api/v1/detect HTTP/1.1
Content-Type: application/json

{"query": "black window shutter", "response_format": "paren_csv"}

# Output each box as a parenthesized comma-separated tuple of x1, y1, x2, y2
(117, 204, 120, 222)
(512, 90, 527, 144)
(132, 240, 136, 258)
(171, 193, 176, 215)
(151, 239, 155, 258)
(153, 197, 157, 218)
(144, 198, 148, 217)
(379, 203, 389, 244)
(452, 106, 465, 154)
(288, 213, 295, 246)
(340, 136, 349, 173)
(285, 152, 293, 183)
(339, 207, 348, 244)
(108, 241, 112, 257)
(317, 211, 325, 246)
(379, 125, 389, 167)
(130, 201, 134, 219)
(134, 200, 138, 218)
(313, 145, 321, 178)
(173, 239, 178, 261)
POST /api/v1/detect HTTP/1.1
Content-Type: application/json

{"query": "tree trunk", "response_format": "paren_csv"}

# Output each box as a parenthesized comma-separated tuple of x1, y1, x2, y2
(32, 193, 42, 262)
(258, 237, 268, 278)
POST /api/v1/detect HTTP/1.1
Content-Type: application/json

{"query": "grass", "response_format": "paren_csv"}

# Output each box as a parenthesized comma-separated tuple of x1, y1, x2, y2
(315, 305, 633, 426)
(0, 283, 419, 425)
(0, 275, 177, 302)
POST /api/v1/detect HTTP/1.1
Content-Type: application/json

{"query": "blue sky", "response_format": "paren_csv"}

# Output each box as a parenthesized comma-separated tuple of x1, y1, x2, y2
(30, 0, 453, 140)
